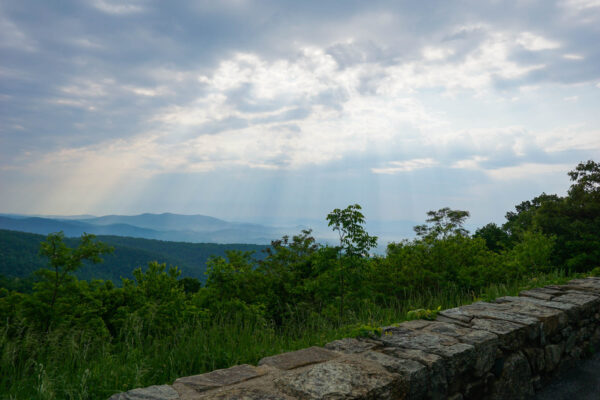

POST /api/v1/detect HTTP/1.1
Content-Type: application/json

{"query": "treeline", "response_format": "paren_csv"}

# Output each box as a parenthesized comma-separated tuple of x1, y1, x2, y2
(0, 230, 266, 287)
(0, 160, 599, 399)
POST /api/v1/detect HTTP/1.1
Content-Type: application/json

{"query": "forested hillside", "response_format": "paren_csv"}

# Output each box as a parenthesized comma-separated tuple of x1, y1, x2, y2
(0, 230, 266, 288)
(1, 160, 599, 400)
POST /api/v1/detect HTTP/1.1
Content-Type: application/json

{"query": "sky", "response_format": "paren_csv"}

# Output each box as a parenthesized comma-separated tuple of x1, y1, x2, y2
(1, 0, 600, 232)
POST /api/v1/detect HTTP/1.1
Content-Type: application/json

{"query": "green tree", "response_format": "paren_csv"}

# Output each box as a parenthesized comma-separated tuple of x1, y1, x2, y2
(326, 204, 377, 319)
(258, 229, 320, 324)
(414, 207, 470, 240)
(34, 232, 112, 331)
(503, 193, 561, 237)
(474, 223, 511, 252)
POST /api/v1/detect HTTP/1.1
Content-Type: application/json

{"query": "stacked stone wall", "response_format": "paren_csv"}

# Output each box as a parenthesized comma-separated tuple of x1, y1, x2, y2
(109, 277, 600, 400)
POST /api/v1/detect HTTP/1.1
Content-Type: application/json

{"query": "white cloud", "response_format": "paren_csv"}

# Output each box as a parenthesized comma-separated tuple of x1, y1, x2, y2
(126, 85, 169, 97)
(535, 125, 600, 153)
(486, 163, 572, 181)
(90, 0, 146, 15)
(422, 46, 455, 61)
(562, 0, 600, 11)
(30, 30, 563, 179)
(451, 156, 488, 170)
(563, 53, 584, 60)
(371, 158, 438, 174)
(563, 95, 579, 101)
(379, 32, 545, 96)
(516, 32, 561, 51)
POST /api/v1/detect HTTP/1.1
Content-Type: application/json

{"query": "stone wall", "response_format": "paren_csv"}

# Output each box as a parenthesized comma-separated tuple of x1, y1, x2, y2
(109, 277, 600, 400)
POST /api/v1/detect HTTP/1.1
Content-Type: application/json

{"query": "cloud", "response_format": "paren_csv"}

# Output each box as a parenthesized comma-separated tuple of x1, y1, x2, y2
(563, 53, 584, 60)
(561, 0, 600, 11)
(451, 156, 489, 170)
(516, 32, 561, 51)
(485, 163, 573, 181)
(372, 158, 438, 174)
(89, 0, 146, 15)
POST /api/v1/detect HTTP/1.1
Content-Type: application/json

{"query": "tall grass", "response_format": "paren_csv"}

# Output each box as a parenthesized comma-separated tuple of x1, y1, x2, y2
(0, 270, 580, 400)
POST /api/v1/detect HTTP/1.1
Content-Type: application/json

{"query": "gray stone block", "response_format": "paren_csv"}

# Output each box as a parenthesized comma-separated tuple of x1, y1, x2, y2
(489, 352, 534, 400)
(258, 346, 338, 370)
(324, 338, 379, 354)
(275, 357, 399, 400)
(173, 364, 265, 394)
(109, 385, 180, 400)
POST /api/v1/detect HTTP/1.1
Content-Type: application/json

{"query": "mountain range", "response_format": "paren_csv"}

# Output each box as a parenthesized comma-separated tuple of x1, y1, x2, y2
(0, 213, 287, 244)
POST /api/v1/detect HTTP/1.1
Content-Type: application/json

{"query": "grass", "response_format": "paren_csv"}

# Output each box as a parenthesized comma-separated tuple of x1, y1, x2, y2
(0, 269, 582, 400)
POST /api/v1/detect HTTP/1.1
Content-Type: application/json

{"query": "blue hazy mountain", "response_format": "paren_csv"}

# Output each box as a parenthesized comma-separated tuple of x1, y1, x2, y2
(0, 213, 283, 244)
(80, 213, 274, 234)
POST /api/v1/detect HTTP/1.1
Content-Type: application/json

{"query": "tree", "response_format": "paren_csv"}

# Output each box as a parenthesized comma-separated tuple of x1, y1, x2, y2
(414, 207, 470, 240)
(326, 204, 377, 319)
(36, 231, 112, 330)
(474, 223, 511, 252)
(503, 193, 561, 236)
(568, 160, 600, 197)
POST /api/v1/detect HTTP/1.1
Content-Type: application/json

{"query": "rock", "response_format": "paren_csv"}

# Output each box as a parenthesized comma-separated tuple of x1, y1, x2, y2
(464, 379, 485, 400)
(489, 352, 534, 400)
(325, 338, 379, 354)
(523, 347, 545, 373)
(551, 291, 600, 316)
(109, 385, 180, 400)
(425, 322, 498, 377)
(200, 388, 291, 400)
(383, 348, 447, 399)
(275, 357, 400, 400)
(495, 296, 570, 335)
(468, 318, 528, 351)
(360, 350, 428, 399)
(444, 302, 540, 328)
(544, 343, 564, 371)
(564, 329, 577, 353)
(560, 279, 600, 295)
(258, 346, 338, 370)
(378, 324, 476, 392)
(570, 345, 583, 359)
(439, 302, 540, 346)
(519, 288, 558, 301)
(173, 365, 265, 394)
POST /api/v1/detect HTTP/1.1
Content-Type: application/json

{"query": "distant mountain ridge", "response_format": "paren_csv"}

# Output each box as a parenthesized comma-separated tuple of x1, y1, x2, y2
(0, 213, 284, 244)
(0, 229, 266, 284)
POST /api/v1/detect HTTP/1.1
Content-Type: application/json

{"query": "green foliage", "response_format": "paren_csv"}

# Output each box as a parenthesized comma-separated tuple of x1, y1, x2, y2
(414, 207, 470, 240)
(346, 324, 382, 339)
(474, 223, 511, 252)
(326, 204, 378, 257)
(406, 305, 442, 321)
(24, 232, 113, 332)
(500, 161, 600, 271)
(327, 204, 377, 319)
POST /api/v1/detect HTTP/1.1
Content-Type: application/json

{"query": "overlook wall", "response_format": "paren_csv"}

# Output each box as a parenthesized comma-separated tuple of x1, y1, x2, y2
(109, 277, 600, 400)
